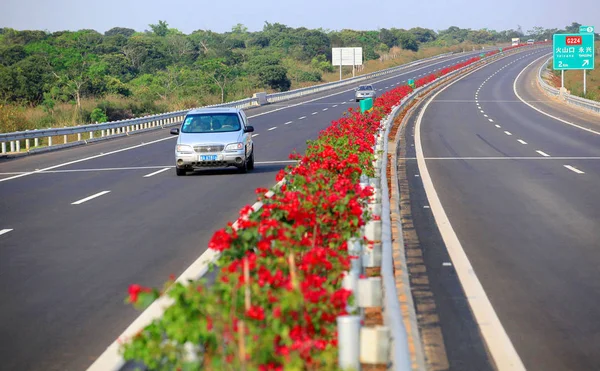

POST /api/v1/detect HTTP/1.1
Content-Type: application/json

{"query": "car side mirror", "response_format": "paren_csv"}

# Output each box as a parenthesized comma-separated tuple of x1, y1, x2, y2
(170, 128, 179, 135)
(244, 126, 254, 133)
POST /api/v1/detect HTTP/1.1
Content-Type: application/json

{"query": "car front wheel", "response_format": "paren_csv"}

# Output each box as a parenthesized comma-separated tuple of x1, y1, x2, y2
(175, 167, 186, 176)
(247, 150, 255, 170)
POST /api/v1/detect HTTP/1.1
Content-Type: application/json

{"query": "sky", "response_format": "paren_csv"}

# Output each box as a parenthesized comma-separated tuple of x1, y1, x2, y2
(1, 0, 598, 34)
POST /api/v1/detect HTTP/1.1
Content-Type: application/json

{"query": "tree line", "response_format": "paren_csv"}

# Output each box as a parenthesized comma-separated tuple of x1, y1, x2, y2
(0, 21, 592, 127)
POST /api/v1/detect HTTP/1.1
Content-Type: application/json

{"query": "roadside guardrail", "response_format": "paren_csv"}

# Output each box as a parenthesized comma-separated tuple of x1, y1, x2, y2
(538, 56, 600, 114)
(1, 49, 495, 156)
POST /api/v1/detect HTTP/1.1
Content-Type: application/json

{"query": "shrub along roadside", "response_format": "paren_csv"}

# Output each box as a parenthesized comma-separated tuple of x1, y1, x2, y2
(118, 50, 504, 370)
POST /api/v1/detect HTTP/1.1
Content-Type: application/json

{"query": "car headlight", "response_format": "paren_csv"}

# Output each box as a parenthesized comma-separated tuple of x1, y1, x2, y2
(176, 144, 194, 153)
(225, 143, 244, 151)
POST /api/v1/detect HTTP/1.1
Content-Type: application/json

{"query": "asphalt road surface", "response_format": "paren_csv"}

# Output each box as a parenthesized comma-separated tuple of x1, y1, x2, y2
(0, 50, 489, 371)
(411, 46, 600, 370)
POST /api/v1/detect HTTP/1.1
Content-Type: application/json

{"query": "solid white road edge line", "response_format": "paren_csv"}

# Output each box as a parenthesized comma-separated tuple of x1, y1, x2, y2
(564, 165, 585, 174)
(0, 229, 13, 236)
(513, 53, 600, 137)
(414, 53, 526, 371)
(143, 168, 171, 177)
(85, 179, 286, 371)
(72, 191, 111, 205)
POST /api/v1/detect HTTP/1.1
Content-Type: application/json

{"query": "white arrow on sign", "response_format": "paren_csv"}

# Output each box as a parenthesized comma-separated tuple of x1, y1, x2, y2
(582, 60, 590, 67)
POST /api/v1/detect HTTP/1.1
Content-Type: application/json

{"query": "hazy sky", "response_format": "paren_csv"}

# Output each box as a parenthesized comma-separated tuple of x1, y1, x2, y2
(1, 0, 597, 34)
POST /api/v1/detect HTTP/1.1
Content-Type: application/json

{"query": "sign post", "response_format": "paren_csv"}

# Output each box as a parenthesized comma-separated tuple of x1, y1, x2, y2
(332, 47, 363, 81)
(553, 31, 595, 93)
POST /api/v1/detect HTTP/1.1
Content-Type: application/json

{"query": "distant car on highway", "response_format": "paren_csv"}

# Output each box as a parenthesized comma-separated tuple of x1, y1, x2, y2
(527, 39, 535, 45)
(170, 107, 255, 176)
(355, 84, 377, 102)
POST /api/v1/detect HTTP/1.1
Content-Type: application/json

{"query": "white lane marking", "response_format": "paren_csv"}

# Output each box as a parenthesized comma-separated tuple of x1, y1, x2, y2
(442, 262, 452, 266)
(268, 126, 277, 131)
(322, 108, 328, 111)
(311, 112, 318, 115)
(495, 125, 501, 128)
(378, 89, 383, 91)
(284, 121, 293, 125)
(299, 116, 306, 120)
(484, 114, 488, 117)
(480, 110, 485, 113)
(348, 99, 354, 102)
(0, 229, 13, 236)
(504, 131, 512, 136)
(0, 136, 176, 183)
(488, 118, 494, 122)
(564, 165, 585, 174)
(72, 191, 111, 205)
(423, 205, 430, 209)
(415, 62, 526, 371)
(143, 168, 171, 178)
(333, 105, 338, 107)
(513, 54, 600, 137)
(252, 134, 260, 137)
(385, 86, 389, 88)
(517, 139, 528, 144)
(536, 150, 551, 157)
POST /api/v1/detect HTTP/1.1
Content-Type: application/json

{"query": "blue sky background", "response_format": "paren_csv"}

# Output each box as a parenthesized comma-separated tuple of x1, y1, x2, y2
(2, 0, 597, 34)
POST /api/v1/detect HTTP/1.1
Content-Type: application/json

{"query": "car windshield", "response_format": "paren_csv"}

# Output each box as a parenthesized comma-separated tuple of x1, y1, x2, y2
(181, 113, 241, 133)
(358, 86, 373, 91)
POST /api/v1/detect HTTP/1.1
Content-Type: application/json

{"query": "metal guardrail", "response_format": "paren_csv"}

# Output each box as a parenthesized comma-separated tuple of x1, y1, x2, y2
(0, 49, 486, 156)
(538, 56, 600, 114)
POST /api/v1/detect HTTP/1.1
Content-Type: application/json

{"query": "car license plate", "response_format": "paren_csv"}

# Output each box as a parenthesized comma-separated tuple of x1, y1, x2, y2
(200, 155, 217, 161)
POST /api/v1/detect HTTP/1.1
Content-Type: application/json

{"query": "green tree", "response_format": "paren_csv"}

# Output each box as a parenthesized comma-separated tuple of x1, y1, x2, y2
(104, 27, 136, 38)
(198, 58, 238, 103)
(149, 20, 169, 37)
(257, 65, 290, 91)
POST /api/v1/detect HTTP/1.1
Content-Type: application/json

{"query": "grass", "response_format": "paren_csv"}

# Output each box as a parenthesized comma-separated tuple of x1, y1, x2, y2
(549, 41, 600, 101)
(1, 42, 492, 134)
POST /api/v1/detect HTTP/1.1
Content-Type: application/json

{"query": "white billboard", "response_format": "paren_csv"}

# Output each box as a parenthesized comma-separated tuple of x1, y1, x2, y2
(332, 47, 363, 66)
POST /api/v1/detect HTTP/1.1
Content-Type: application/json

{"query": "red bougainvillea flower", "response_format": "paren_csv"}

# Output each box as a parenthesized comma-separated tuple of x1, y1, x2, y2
(128, 284, 150, 304)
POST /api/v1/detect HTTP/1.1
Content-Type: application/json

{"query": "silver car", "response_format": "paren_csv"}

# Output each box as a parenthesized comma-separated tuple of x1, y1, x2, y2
(355, 84, 377, 102)
(170, 107, 255, 176)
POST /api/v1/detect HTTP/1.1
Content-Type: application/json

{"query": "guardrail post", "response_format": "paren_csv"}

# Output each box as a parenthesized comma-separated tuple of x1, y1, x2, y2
(15, 140, 20, 152)
(337, 315, 361, 371)
(34, 138, 39, 147)
(111, 128, 115, 135)
(25, 139, 30, 150)
(101, 130, 105, 137)
(77, 133, 81, 141)
(63, 135, 67, 144)
(89, 131, 93, 139)
(10, 141, 15, 152)
(48, 136, 52, 146)
(1, 142, 6, 154)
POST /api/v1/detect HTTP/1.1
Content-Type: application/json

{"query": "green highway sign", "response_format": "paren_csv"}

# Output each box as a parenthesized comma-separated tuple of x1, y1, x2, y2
(579, 25, 594, 34)
(553, 33, 595, 70)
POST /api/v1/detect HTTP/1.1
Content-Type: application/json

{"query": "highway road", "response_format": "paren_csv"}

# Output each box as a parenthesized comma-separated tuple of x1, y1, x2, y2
(406, 46, 600, 370)
(0, 50, 487, 371)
